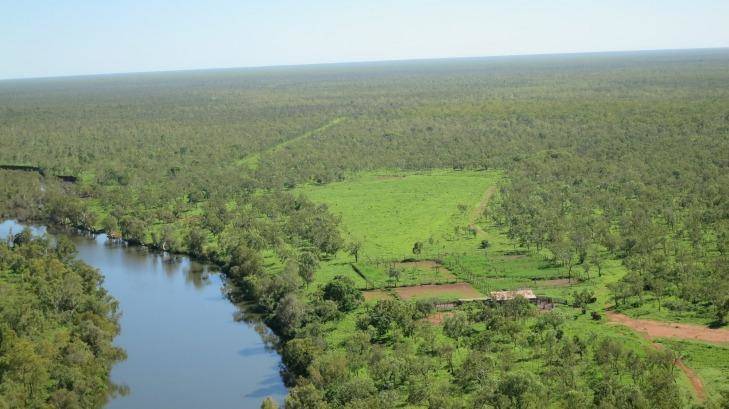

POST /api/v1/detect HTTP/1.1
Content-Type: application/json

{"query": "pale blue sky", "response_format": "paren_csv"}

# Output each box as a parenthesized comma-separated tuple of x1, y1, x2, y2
(1, 0, 728, 79)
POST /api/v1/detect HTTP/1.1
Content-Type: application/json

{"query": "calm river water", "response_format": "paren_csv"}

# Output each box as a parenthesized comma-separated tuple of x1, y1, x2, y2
(0, 220, 286, 409)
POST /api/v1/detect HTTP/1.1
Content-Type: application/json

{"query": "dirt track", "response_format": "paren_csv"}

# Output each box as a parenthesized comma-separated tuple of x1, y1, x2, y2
(650, 341, 707, 402)
(606, 312, 729, 344)
(606, 312, 729, 403)
(676, 357, 706, 402)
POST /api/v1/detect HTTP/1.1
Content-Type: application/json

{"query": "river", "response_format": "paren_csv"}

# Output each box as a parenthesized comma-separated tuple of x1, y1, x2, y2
(0, 220, 286, 409)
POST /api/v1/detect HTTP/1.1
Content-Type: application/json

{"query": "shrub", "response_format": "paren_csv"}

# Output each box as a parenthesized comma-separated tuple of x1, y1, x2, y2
(322, 276, 363, 312)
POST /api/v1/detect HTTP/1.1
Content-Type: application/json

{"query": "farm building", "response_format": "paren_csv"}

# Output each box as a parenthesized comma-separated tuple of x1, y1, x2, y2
(489, 289, 537, 302)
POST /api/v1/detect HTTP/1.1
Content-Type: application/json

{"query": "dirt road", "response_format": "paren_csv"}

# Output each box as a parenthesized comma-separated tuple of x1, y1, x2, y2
(606, 312, 729, 344)
(649, 342, 706, 402)
(606, 312, 729, 402)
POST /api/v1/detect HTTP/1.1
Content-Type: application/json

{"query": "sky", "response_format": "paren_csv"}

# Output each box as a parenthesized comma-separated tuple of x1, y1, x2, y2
(1, 0, 728, 80)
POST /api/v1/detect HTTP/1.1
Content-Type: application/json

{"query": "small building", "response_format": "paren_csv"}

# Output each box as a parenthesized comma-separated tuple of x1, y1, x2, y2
(489, 289, 537, 303)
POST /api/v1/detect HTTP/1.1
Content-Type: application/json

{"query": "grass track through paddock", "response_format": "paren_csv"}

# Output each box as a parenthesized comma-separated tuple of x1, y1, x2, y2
(469, 184, 497, 235)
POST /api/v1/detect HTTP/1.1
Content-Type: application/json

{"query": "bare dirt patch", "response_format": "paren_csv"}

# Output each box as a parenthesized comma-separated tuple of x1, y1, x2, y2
(426, 311, 454, 324)
(606, 312, 729, 344)
(394, 283, 482, 301)
(362, 290, 393, 302)
(393, 260, 456, 279)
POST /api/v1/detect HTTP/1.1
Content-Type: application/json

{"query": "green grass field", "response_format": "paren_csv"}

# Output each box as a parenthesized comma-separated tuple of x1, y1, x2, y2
(296, 169, 506, 290)
(296, 169, 499, 259)
(297, 168, 603, 297)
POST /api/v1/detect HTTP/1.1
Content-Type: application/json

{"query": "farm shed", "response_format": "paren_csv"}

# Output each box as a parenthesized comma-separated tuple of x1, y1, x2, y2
(489, 289, 537, 302)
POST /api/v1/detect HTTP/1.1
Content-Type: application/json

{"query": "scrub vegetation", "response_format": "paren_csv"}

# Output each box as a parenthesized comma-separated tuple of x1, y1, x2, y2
(1, 49, 729, 408)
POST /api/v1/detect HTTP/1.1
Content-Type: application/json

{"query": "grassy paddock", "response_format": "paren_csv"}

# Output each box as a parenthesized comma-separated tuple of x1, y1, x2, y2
(296, 169, 499, 259)
(298, 168, 618, 299)
(296, 169, 502, 290)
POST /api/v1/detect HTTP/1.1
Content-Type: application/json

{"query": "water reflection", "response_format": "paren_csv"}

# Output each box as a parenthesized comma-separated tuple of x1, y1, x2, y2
(0, 220, 286, 409)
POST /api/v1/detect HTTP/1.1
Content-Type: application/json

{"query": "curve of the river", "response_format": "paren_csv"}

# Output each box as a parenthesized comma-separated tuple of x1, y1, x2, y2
(0, 220, 286, 409)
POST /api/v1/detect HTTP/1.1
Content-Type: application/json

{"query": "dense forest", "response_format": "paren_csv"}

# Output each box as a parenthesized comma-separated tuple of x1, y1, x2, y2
(1, 49, 729, 408)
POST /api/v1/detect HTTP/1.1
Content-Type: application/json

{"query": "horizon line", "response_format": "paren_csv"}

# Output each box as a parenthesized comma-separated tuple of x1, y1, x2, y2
(2, 46, 728, 82)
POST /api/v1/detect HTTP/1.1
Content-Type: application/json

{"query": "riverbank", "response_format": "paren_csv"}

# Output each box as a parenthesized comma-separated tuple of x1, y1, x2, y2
(0, 221, 123, 408)
(1, 219, 287, 409)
